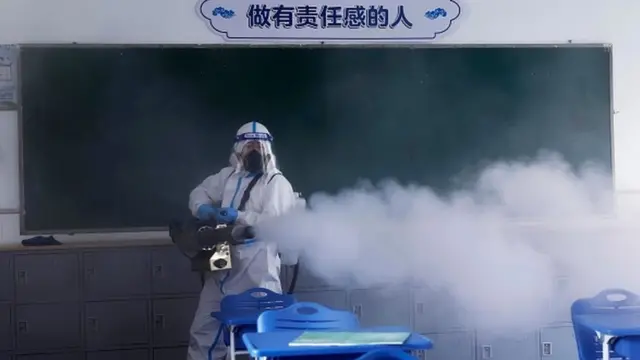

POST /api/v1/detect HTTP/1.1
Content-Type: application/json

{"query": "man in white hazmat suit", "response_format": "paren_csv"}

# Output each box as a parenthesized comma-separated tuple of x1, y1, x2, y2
(186, 121, 298, 360)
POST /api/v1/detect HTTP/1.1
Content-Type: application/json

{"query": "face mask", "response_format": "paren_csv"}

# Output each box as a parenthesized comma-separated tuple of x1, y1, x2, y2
(243, 150, 264, 174)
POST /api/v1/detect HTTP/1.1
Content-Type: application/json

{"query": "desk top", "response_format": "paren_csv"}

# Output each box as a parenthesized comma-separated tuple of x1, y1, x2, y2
(575, 313, 640, 337)
(242, 330, 432, 358)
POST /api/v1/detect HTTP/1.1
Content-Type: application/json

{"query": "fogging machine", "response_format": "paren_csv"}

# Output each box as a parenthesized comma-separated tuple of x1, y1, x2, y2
(169, 216, 299, 294)
(169, 217, 255, 272)
(169, 172, 302, 294)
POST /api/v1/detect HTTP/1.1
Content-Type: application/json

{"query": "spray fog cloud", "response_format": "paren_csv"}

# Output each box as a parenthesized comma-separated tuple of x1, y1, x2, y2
(257, 152, 640, 334)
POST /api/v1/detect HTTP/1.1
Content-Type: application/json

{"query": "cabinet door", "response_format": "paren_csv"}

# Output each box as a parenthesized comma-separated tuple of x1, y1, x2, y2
(153, 347, 187, 360)
(350, 286, 411, 328)
(413, 287, 467, 333)
(85, 300, 149, 349)
(539, 326, 578, 360)
(87, 349, 150, 360)
(83, 249, 150, 301)
(425, 332, 475, 360)
(476, 332, 538, 360)
(0, 304, 11, 351)
(15, 253, 79, 303)
(151, 247, 201, 295)
(15, 303, 82, 351)
(152, 298, 199, 346)
(0, 254, 12, 302)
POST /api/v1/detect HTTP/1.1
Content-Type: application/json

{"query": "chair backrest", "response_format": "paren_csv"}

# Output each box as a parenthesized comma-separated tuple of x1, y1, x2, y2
(220, 287, 296, 312)
(571, 288, 640, 360)
(257, 301, 360, 332)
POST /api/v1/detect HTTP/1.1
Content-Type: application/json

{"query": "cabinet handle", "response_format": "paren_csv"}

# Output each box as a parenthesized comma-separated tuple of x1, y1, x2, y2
(17, 270, 27, 284)
(153, 265, 164, 278)
(542, 342, 553, 356)
(87, 317, 99, 332)
(154, 314, 166, 329)
(17, 320, 28, 333)
(481, 345, 492, 359)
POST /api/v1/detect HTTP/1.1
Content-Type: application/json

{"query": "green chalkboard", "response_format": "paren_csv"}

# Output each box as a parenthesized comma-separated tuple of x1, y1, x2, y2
(20, 46, 612, 233)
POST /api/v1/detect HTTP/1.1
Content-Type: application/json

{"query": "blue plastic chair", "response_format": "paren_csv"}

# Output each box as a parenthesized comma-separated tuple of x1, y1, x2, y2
(355, 349, 418, 360)
(572, 288, 640, 360)
(211, 288, 296, 360)
(257, 301, 359, 332)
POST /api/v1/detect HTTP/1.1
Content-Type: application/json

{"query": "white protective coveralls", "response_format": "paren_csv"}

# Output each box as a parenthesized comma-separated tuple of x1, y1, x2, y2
(186, 121, 298, 360)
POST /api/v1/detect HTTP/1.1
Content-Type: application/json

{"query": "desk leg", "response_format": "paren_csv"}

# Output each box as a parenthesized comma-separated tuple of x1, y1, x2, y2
(600, 334, 613, 360)
(228, 325, 236, 360)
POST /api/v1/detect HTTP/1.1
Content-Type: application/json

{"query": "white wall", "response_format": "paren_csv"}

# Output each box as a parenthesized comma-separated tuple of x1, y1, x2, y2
(0, 0, 638, 243)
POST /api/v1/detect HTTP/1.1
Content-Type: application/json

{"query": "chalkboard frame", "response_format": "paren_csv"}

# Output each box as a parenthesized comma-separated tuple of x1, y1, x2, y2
(17, 43, 614, 235)
(0, 45, 21, 216)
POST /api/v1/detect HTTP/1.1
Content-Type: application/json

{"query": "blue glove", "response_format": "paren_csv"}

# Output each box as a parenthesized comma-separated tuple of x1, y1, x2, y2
(216, 207, 238, 224)
(196, 204, 217, 220)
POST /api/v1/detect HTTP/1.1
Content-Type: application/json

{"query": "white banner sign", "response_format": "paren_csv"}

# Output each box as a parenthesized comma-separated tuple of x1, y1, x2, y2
(198, 0, 461, 41)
